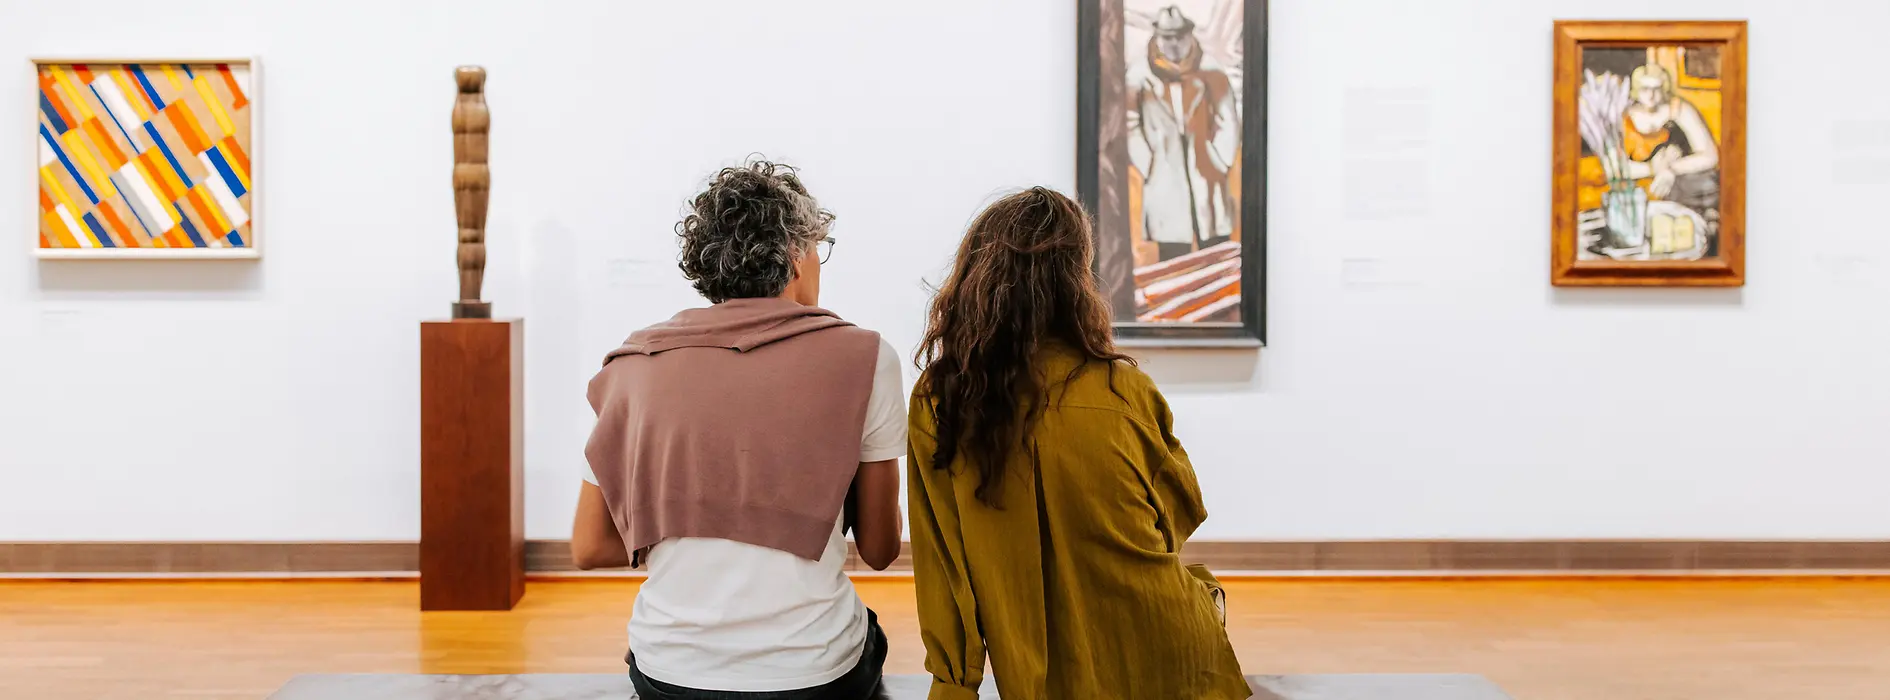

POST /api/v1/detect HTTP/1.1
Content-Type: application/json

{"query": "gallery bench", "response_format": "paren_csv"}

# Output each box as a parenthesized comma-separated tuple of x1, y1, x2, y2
(268, 673, 1513, 699)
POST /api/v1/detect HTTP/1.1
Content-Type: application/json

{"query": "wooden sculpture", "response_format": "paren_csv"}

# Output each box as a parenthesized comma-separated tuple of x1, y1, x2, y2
(452, 66, 492, 319)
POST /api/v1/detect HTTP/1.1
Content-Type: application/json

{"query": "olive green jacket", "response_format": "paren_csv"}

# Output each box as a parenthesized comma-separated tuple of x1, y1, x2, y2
(908, 347, 1249, 700)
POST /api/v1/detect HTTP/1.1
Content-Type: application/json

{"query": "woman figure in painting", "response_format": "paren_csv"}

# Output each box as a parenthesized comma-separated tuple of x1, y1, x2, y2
(1620, 62, 1719, 216)
(907, 187, 1249, 700)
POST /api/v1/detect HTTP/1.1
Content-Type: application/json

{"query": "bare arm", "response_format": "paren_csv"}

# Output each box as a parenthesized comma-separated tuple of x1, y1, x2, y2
(1621, 156, 1655, 180)
(1666, 101, 1719, 175)
(570, 481, 629, 570)
(851, 458, 902, 571)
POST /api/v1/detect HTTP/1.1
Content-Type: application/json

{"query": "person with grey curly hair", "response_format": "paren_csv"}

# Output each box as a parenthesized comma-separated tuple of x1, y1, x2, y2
(570, 160, 904, 699)
(675, 161, 836, 304)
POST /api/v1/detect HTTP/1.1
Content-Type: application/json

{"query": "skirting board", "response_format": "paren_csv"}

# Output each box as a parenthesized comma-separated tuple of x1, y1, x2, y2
(4, 540, 1890, 576)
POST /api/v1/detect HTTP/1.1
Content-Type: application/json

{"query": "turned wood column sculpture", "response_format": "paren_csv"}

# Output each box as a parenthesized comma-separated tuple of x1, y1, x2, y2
(452, 66, 491, 319)
(420, 65, 523, 611)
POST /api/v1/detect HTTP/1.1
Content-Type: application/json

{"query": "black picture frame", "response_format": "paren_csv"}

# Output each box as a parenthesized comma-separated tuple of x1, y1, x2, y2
(1077, 0, 1268, 347)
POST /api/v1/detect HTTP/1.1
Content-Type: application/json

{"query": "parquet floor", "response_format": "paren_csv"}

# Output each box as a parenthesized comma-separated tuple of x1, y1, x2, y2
(3, 578, 1887, 699)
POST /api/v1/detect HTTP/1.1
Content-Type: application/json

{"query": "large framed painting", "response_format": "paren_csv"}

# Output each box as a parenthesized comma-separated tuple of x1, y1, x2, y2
(32, 58, 257, 259)
(1552, 22, 1745, 286)
(1079, 0, 1267, 345)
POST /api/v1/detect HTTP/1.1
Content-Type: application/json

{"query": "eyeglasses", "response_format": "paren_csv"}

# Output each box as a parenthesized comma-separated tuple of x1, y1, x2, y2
(817, 237, 837, 264)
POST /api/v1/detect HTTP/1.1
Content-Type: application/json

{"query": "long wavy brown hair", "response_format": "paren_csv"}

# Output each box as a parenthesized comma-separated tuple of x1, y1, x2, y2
(916, 187, 1133, 508)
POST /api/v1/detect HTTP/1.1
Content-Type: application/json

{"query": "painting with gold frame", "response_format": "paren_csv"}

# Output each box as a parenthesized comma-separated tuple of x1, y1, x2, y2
(1552, 21, 1745, 286)
(32, 57, 258, 259)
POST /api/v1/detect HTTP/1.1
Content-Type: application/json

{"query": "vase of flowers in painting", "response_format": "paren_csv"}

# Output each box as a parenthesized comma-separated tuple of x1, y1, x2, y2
(1578, 70, 1654, 254)
(1601, 183, 1648, 250)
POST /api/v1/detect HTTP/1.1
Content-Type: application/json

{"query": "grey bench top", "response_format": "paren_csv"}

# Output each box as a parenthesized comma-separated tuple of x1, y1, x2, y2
(268, 673, 1512, 699)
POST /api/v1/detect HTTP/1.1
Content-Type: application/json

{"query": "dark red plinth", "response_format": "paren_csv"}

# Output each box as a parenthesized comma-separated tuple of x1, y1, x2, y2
(419, 318, 524, 611)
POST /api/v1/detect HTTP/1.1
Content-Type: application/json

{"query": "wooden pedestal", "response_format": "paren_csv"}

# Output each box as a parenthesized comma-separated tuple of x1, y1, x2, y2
(419, 319, 524, 611)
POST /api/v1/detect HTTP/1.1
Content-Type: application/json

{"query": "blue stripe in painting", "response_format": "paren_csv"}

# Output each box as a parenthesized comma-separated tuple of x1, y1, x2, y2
(143, 122, 195, 189)
(175, 208, 208, 247)
(128, 65, 165, 109)
(115, 192, 152, 236)
(225, 231, 245, 247)
(81, 212, 116, 247)
(89, 83, 139, 148)
(181, 65, 195, 80)
(40, 124, 100, 204)
(205, 147, 245, 198)
(39, 92, 69, 133)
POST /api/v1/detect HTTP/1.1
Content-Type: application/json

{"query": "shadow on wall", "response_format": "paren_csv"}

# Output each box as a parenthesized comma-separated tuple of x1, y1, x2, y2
(1126, 347, 1261, 392)
(1549, 286, 1744, 308)
(32, 260, 265, 300)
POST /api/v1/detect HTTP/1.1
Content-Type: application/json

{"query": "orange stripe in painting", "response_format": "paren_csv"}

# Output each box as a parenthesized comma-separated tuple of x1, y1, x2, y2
(39, 74, 77, 129)
(98, 200, 134, 244)
(164, 102, 210, 153)
(168, 229, 190, 248)
(155, 150, 188, 200)
(197, 185, 232, 234)
(50, 68, 94, 122)
(43, 211, 79, 248)
(185, 187, 230, 238)
(218, 135, 250, 177)
(221, 144, 251, 191)
(73, 64, 95, 83)
(123, 65, 160, 113)
(39, 232, 53, 249)
(216, 64, 247, 109)
(39, 186, 56, 213)
(138, 151, 182, 202)
(82, 118, 129, 170)
(96, 203, 135, 248)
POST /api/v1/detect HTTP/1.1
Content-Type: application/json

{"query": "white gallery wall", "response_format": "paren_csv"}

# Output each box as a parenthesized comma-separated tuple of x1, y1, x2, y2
(3, 0, 1887, 542)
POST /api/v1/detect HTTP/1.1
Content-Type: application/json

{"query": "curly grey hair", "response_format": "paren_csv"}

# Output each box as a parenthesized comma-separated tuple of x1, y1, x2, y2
(676, 160, 833, 303)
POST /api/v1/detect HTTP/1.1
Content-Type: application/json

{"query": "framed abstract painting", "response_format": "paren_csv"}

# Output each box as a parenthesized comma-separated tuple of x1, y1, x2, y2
(1552, 22, 1746, 286)
(32, 58, 258, 259)
(1078, 0, 1267, 345)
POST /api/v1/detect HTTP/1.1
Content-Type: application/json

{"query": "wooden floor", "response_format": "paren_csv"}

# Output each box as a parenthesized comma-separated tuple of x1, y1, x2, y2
(3, 578, 1888, 699)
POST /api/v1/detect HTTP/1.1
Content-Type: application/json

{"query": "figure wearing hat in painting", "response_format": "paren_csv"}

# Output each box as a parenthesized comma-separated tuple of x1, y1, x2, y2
(1127, 4, 1241, 261)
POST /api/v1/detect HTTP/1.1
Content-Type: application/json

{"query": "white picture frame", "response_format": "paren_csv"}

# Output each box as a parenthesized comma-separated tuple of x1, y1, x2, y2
(29, 56, 260, 260)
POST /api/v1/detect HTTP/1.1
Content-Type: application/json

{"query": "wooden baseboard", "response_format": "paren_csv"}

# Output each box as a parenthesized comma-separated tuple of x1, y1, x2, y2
(4, 540, 1889, 576)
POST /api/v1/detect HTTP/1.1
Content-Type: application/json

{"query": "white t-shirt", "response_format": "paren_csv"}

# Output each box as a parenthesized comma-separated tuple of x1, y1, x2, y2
(582, 338, 907, 691)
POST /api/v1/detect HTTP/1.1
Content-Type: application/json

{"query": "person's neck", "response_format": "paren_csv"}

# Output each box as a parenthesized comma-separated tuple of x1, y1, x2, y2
(713, 295, 800, 307)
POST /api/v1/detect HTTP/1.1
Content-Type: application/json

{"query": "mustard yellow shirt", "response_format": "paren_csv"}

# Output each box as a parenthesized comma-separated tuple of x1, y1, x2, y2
(907, 346, 1249, 700)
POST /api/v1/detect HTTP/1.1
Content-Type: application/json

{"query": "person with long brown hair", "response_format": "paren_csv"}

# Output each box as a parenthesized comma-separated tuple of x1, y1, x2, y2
(907, 187, 1249, 699)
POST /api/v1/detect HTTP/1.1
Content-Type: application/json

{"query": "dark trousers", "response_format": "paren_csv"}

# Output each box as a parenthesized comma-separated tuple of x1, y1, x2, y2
(628, 609, 888, 700)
